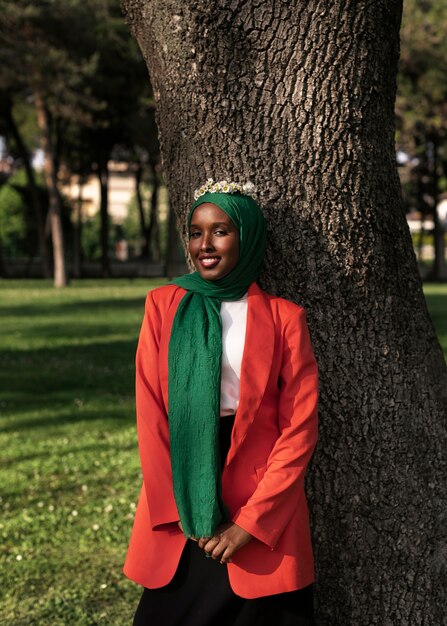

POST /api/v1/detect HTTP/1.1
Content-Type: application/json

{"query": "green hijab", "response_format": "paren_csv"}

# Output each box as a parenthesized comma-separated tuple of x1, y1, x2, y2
(168, 190, 267, 538)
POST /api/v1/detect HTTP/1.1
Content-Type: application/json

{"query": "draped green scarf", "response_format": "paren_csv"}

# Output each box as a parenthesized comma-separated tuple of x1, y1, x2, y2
(168, 191, 266, 538)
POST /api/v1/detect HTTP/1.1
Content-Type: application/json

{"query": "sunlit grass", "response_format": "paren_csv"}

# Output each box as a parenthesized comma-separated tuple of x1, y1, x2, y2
(0, 279, 166, 625)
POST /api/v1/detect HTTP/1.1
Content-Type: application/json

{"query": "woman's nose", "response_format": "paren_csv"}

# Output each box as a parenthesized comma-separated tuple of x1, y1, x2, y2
(201, 234, 214, 250)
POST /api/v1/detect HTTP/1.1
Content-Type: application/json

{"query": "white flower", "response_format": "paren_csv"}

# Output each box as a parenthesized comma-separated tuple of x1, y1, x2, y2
(16, 554, 23, 561)
(92, 524, 100, 531)
(71, 510, 78, 517)
(193, 178, 256, 201)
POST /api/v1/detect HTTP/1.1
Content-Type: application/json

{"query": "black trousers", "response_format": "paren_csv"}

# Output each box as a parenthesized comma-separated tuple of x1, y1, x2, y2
(132, 415, 315, 626)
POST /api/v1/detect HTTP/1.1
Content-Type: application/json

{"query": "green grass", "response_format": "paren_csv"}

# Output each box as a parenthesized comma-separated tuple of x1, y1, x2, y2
(0, 279, 166, 626)
(423, 283, 447, 358)
(0, 279, 446, 625)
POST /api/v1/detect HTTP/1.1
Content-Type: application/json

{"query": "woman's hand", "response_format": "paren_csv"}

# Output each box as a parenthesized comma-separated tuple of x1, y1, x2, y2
(197, 522, 252, 564)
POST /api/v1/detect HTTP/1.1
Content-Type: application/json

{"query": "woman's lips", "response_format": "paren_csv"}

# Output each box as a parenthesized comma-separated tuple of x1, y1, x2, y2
(199, 257, 220, 268)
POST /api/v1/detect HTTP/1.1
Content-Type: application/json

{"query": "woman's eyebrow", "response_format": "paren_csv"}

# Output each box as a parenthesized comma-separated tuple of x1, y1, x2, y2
(189, 221, 231, 228)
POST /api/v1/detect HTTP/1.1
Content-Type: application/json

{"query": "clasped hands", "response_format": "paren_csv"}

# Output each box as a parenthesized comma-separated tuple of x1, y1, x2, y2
(177, 521, 252, 564)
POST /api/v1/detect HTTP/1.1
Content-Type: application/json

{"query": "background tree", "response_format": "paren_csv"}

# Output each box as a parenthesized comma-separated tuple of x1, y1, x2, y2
(121, 1, 447, 624)
(0, 93, 51, 277)
(397, 0, 447, 278)
(0, 0, 101, 286)
(0, 0, 160, 281)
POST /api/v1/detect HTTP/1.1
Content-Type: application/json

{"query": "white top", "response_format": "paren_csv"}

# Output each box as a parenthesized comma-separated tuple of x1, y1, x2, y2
(220, 293, 248, 416)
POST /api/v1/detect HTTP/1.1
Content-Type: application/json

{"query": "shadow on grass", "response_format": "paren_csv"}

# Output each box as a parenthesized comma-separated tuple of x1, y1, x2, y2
(0, 403, 136, 434)
(0, 339, 139, 424)
(4, 321, 142, 343)
(0, 297, 148, 319)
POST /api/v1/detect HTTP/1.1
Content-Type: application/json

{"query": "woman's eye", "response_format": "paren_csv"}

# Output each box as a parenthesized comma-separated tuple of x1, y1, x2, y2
(215, 230, 227, 236)
(189, 232, 201, 239)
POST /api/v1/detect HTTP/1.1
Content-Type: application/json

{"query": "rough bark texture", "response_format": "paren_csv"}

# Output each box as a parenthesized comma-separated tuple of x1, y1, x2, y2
(121, 1, 447, 624)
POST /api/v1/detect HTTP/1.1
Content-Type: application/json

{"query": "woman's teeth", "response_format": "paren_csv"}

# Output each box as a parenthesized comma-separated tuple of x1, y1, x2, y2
(201, 258, 219, 267)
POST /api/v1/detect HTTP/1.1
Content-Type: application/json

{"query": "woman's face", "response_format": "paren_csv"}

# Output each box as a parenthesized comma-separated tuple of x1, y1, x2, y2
(188, 203, 240, 281)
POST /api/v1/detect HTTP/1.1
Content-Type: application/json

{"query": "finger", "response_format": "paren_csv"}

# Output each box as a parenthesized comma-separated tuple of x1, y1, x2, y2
(211, 539, 229, 560)
(203, 536, 220, 556)
(197, 537, 211, 549)
(219, 546, 234, 564)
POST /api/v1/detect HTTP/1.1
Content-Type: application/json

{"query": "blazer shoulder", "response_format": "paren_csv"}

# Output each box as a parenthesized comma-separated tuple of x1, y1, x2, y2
(146, 284, 186, 306)
(143, 284, 187, 323)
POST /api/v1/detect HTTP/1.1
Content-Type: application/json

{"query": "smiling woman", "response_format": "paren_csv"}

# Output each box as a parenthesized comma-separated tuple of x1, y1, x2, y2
(123, 180, 319, 626)
(188, 203, 240, 280)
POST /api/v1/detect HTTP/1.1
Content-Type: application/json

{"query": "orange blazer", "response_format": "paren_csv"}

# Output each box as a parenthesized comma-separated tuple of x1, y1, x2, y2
(123, 282, 319, 599)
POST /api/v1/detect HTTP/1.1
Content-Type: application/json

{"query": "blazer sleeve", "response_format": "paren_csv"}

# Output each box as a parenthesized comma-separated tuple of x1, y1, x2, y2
(135, 290, 180, 530)
(232, 307, 318, 549)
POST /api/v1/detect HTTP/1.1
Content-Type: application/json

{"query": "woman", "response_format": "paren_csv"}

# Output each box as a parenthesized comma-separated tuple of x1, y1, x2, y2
(123, 179, 319, 625)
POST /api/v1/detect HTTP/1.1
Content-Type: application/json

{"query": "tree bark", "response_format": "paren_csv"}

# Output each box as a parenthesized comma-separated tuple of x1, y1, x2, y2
(34, 90, 68, 288)
(73, 179, 84, 279)
(122, 1, 447, 624)
(1, 95, 52, 278)
(0, 242, 7, 278)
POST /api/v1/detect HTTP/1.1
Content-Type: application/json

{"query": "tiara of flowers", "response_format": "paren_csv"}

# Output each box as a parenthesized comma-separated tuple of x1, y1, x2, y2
(193, 178, 256, 201)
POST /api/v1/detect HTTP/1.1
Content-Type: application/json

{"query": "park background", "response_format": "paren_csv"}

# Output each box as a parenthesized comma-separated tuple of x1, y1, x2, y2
(0, 1, 446, 625)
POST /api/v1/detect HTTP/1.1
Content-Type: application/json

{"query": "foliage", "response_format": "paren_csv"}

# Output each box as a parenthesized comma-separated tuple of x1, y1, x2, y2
(0, 175, 27, 254)
(123, 184, 170, 259)
(397, 0, 447, 189)
(0, 0, 161, 270)
(81, 213, 124, 261)
(398, 0, 447, 143)
(0, 169, 42, 258)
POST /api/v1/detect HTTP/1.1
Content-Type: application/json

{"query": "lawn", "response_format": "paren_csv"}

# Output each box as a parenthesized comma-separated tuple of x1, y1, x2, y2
(0, 279, 166, 626)
(0, 279, 445, 625)
(423, 283, 447, 358)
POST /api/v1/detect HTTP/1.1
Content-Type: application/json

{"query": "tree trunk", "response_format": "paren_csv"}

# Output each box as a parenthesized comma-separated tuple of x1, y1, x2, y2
(0, 242, 7, 278)
(98, 151, 110, 278)
(1, 95, 52, 278)
(34, 90, 68, 288)
(73, 179, 84, 279)
(122, 1, 447, 624)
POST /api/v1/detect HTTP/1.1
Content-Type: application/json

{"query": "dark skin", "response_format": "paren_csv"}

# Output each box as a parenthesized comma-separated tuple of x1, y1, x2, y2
(180, 202, 253, 564)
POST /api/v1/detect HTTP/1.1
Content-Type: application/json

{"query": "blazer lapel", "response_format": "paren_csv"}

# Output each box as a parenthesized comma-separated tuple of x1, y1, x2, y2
(159, 287, 186, 413)
(225, 283, 275, 466)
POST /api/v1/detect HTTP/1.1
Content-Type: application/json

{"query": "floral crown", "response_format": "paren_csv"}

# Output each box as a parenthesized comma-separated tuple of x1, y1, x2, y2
(193, 178, 256, 201)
